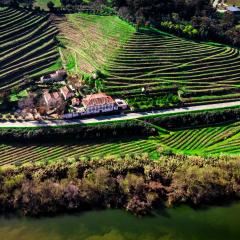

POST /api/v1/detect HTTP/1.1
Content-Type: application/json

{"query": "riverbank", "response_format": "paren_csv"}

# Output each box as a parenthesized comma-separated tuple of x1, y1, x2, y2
(0, 153, 239, 217)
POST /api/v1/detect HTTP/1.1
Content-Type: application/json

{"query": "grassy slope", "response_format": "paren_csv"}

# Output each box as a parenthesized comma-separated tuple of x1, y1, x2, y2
(34, 0, 62, 10)
(34, 0, 114, 9)
(57, 13, 135, 74)
(34, 0, 100, 10)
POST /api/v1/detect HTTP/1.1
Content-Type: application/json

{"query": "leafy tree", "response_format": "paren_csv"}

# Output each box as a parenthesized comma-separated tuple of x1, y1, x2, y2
(47, 1, 55, 11)
(60, 0, 67, 6)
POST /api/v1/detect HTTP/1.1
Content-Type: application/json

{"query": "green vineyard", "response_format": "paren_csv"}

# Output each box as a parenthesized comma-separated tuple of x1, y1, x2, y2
(1, 121, 240, 166)
(105, 28, 240, 104)
(0, 137, 158, 166)
(159, 121, 240, 155)
(0, 7, 60, 90)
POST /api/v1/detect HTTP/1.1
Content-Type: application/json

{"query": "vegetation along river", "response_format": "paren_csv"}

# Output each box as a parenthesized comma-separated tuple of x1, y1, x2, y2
(1, 202, 240, 240)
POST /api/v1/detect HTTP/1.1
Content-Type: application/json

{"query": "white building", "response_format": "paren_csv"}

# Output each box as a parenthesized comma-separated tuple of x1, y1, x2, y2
(81, 93, 118, 115)
(115, 99, 128, 110)
(62, 94, 128, 119)
(40, 69, 67, 83)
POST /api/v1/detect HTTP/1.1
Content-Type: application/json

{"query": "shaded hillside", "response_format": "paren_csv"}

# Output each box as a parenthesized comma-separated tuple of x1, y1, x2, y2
(0, 7, 60, 90)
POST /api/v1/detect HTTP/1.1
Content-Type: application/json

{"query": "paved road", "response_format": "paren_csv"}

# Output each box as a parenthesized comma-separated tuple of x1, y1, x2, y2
(1, 101, 240, 128)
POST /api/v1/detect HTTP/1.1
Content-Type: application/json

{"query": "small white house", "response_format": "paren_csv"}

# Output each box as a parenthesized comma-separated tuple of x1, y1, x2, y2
(40, 69, 67, 83)
(115, 99, 128, 110)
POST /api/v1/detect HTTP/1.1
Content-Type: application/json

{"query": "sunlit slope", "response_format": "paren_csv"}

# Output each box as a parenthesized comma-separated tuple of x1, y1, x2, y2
(0, 120, 240, 166)
(0, 137, 157, 166)
(159, 121, 240, 155)
(57, 13, 136, 74)
(105, 28, 240, 103)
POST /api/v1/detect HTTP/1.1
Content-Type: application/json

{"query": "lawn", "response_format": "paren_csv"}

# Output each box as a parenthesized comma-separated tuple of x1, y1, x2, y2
(34, 0, 62, 9)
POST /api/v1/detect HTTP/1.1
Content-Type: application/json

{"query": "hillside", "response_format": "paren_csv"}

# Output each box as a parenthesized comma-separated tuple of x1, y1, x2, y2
(105, 28, 240, 104)
(1, 8, 240, 105)
(0, 137, 157, 166)
(0, 120, 240, 166)
(0, 7, 60, 90)
(159, 121, 240, 155)
(42, 12, 240, 105)
(56, 13, 135, 74)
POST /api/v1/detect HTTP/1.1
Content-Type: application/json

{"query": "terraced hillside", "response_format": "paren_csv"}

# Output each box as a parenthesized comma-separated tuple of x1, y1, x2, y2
(105, 29, 240, 104)
(1, 120, 240, 166)
(0, 7, 60, 90)
(0, 137, 158, 166)
(56, 13, 135, 74)
(159, 121, 240, 155)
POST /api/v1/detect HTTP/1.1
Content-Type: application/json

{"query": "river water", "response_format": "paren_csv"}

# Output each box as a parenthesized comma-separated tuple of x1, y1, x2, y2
(0, 203, 240, 240)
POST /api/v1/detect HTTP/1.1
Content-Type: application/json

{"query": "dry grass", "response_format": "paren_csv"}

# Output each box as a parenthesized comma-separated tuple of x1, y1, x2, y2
(226, 0, 240, 6)
(55, 13, 135, 74)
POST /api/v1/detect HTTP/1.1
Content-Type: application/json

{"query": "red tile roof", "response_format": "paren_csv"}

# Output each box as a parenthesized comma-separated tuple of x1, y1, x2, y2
(71, 97, 80, 106)
(60, 86, 73, 100)
(82, 93, 115, 107)
(43, 91, 61, 104)
(52, 92, 60, 99)
(43, 91, 52, 103)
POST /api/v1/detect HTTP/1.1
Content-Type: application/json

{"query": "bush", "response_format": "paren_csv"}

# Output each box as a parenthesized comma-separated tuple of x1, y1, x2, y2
(168, 166, 232, 205)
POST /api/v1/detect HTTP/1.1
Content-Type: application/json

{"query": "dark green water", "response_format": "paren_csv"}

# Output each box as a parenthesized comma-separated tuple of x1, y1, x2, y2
(1, 203, 240, 240)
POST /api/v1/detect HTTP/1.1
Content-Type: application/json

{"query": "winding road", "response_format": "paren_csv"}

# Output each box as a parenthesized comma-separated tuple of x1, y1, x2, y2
(1, 101, 240, 128)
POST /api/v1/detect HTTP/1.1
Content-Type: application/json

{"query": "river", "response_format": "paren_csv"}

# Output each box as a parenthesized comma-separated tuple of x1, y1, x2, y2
(0, 203, 240, 240)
